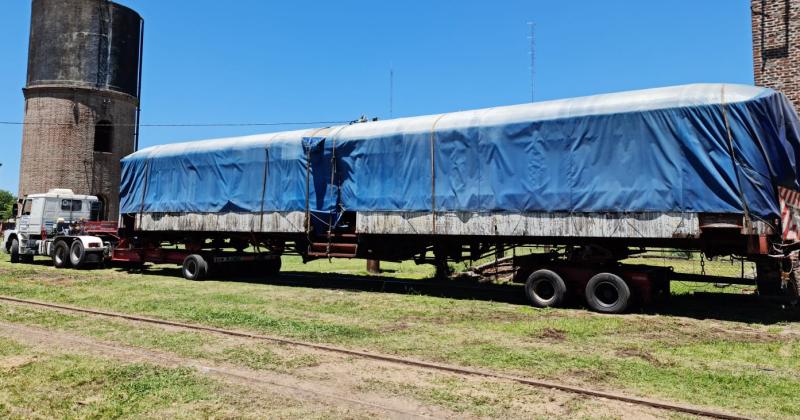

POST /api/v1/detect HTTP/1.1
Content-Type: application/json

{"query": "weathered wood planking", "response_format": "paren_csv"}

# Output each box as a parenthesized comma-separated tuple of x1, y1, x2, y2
(136, 212, 306, 233)
(356, 212, 702, 238)
(128, 211, 770, 239)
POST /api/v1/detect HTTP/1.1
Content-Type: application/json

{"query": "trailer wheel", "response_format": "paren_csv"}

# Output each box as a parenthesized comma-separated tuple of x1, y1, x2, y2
(265, 257, 282, 276)
(525, 269, 567, 308)
(182, 254, 208, 281)
(69, 241, 86, 268)
(10, 239, 20, 264)
(585, 273, 631, 314)
(53, 241, 71, 268)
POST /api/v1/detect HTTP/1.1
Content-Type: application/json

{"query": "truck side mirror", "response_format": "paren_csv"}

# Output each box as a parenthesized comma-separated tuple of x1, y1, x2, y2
(11, 203, 18, 218)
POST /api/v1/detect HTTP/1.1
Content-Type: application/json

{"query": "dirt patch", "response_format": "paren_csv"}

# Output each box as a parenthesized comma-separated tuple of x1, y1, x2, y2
(616, 348, 670, 367)
(538, 327, 567, 342)
(566, 367, 618, 384)
(0, 355, 37, 371)
(27, 276, 80, 286)
(380, 322, 411, 333)
(626, 315, 786, 346)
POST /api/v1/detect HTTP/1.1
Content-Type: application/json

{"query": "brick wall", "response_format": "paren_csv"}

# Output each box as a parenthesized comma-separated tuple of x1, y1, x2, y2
(18, 87, 137, 219)
(753, 0, 800, 108)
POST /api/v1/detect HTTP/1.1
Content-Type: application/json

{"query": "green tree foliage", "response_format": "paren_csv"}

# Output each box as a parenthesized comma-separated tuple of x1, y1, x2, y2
(0, 190, 15, 220)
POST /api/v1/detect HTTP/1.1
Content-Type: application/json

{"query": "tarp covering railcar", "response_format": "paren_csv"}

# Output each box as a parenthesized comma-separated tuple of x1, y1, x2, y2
(120, 84, 800, 237)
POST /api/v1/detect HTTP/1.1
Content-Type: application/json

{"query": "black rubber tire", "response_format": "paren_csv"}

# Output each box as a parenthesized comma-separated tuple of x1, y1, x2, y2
(265, 257, 282, 276)
(585, 272, 631, 314)
(53, 241, 71, 269)
(69, 240, 86, 268)
(9, 238, 20, 264)
(756, 258, 784, 296)
(182, 254, 208, 281)
(525, 269, 567, 308)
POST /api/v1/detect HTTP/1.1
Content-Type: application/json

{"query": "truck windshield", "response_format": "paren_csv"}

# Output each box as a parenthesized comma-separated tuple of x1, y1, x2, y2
(60, 199, 82, 211)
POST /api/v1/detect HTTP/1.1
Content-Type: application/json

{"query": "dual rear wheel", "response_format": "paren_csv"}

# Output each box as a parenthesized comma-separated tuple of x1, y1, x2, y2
(525, 269, 632, 314)
(52, 241, 98, 269)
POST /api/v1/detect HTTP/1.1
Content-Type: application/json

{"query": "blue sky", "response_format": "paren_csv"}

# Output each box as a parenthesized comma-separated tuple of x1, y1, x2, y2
(0, 0, 753, 194)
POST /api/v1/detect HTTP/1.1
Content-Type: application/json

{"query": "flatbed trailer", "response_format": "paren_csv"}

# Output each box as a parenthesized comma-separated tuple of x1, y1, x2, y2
(109, 84, 800, 312)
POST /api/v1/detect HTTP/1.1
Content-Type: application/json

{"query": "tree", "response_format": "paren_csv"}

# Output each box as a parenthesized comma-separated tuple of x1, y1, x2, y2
(0, 190, 15, 220)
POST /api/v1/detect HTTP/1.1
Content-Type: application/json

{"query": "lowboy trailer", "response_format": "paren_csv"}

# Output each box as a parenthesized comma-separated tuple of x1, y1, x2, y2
(5, 84, 800, 313)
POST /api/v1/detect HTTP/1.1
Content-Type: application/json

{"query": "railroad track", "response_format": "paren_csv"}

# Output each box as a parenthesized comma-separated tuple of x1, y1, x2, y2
(0, 295, 753, 420)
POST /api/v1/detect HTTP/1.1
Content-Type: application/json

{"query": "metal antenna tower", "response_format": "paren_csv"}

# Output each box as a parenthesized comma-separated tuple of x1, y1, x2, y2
(389, 65, 394, 118)
(527, 21, 535, 102)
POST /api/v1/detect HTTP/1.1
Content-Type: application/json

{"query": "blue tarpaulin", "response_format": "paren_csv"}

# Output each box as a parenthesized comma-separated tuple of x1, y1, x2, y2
(120, 84, 800, 222)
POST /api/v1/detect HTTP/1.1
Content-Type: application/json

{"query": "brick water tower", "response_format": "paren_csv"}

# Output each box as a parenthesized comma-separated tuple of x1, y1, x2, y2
(19, 0, 143, 219)
(752, 0, 800, 108)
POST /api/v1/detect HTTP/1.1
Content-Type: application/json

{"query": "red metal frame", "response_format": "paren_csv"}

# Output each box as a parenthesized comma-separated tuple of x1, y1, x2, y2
(112, 240, 191, 265)
(81, 221, 119, 238)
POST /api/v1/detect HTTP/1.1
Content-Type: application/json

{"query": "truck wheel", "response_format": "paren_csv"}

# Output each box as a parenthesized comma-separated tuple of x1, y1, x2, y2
(266, 257, 282, 276)
(755, 258, 782, 296)
(53, 241, 71, 268)
(182, 254, 208, 281)
(525, 269, 567, 308)
(69, 241, 86, 268)
(10, 239, 20, 264)
(585, 273, 631, 314)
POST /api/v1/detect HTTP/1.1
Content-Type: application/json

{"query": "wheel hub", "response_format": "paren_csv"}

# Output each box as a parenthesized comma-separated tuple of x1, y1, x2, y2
(595, 281, 619, 306)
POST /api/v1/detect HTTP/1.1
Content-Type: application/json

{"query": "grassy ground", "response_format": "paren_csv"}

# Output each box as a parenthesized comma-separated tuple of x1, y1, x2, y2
(0, 252, 798, 418)
(0, 335, 350, 419)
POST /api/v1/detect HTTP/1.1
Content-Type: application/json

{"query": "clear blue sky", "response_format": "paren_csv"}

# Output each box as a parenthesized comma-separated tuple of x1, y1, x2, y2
(0, 0, 754, 194)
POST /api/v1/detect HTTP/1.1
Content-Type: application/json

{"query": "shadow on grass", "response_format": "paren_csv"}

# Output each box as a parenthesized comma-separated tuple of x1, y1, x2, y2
(645, 293, 800, 324)
(117, 264, 800, 325)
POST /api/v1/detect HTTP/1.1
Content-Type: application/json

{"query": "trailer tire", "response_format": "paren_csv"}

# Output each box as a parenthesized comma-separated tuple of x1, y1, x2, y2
(69, 240, 86, 268)
(53, 241, 71, 268)
(525, 269, 567, 308)
(755, 258, 782, 296)
(182, 254, 208, 281)
(585, 273, 631, 314)
(265, 257, 282, 276)
(10, 239, 20, 264)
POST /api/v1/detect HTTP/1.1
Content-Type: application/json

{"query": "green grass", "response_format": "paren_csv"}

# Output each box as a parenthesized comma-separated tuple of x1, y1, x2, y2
(0, 336, 338, 419)
(0, 253, 799, 418)
(282, 254, 436, 278)
(0, 304, 319, 373)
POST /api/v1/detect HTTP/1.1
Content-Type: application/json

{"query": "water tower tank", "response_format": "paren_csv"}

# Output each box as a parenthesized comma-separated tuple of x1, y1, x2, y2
(19, 0, 143, 220)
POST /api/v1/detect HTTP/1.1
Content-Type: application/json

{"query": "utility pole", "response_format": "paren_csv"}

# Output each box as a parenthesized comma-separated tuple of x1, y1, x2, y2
(528, 21, 535, 102)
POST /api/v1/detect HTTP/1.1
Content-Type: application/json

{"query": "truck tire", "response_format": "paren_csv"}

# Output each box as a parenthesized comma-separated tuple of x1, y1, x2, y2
(182, 254, 208, 281)
(585, 273, 631, 314)
(53, 241, 71, 269)
(525, 269, 567, 308)
(10, 238, 20, 264)
(69, 241, 86, 268)
(265, 257, 282, 276)
(755, 258, 782, 296)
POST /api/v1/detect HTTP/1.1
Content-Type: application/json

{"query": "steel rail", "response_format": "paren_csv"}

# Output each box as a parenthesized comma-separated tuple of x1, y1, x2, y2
(0, 295, 753, 420)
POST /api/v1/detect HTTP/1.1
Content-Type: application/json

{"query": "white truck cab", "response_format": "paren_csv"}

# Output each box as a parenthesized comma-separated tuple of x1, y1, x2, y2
(2, 189, 108, 266)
